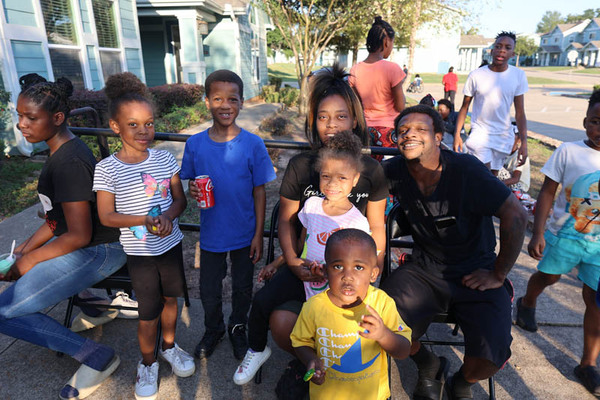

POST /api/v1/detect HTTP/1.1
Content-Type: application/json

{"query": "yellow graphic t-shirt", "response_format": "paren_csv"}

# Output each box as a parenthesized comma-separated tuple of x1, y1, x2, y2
(291, 285, 412, 400)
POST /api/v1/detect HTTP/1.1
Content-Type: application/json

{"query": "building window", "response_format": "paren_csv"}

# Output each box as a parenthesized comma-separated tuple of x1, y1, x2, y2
(542, 39, 546, 44)
(99, 50, 122, 81)
(92, 0, 119, 48)
(49, 48, 84, 90)
(40, 0, 77, 45)
(591, 33, 595, 40)
(554, 38, 558, 43)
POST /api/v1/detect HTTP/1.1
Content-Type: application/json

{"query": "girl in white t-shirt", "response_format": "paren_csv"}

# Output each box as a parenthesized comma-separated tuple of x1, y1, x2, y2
(93, 73, 194, 400)
(233, 130, 371, 385)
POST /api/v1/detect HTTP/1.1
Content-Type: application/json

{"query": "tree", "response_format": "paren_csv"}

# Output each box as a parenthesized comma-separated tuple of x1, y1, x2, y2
(462, 26, 480, 35)
(514, 37, 538, 67)
(536, 11, 562, 33)
(564, 8, 600, 23)
(260, 0, 368, 113)
(266, 27, 293, 59)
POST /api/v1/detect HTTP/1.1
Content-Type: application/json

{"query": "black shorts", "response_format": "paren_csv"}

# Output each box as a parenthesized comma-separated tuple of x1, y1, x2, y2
(127, 242, 185, 321)
(381, 262, 513, 368)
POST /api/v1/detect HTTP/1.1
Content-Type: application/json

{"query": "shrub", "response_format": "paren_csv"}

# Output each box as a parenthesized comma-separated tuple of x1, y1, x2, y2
(269, 77, 283, 91)
(69, 89, 109, 128)
(259, 115, 293, 136)
(82, 136, 123, 160)
(594, 84, 600, 92)
(150, 84, 205, 115)
(280, 87, 299, 108)
(155, 102, 210, 133)
(260, 85, 280, 103)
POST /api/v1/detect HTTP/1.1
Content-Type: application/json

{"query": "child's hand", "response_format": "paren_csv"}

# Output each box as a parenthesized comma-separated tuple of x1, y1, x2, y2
(528, 232, 545, 260)
(306, 357, 326, 385)
(153, 215, 173, 237)
(309, 262, 326, 280)
(249, 234, 263, 264)
(290, 259, 325, 282)
(358, 304, 389, 342)
(258, 262, 278, 282)
(189, 180, 199, 200)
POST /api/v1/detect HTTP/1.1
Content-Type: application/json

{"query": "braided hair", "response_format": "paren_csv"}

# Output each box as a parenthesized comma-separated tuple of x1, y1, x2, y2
(366, 16, 395, 53)
(18, 74, 74, 123)
(104, 72, 153, 119)
(316, 130, 364, 174)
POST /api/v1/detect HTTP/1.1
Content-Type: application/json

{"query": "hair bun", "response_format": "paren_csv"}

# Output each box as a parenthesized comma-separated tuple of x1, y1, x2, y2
(19, 73, 47, 91)
(55, 77, 74, 99)
(374, 16, 383, 25)
(104, 72, 149, 101)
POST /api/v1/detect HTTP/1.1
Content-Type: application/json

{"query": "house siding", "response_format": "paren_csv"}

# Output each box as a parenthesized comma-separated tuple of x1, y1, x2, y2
(119, 0, 137, 39)
(238, 15, 256, 99)
(3, 0, 37, 27)
(125, 48, 143, 79)
(203, 19, 237, 77)
(86, 46, 103, 90)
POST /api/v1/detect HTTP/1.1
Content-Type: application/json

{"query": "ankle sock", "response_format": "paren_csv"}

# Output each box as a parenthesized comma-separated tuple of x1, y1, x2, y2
(410, 346, 440, 379)
(73, 339, 115, 371)
(452, 368, 475, 398)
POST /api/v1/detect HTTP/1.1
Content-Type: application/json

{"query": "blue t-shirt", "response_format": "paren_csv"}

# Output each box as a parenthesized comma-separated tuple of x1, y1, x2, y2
(180, 128, 276, 252)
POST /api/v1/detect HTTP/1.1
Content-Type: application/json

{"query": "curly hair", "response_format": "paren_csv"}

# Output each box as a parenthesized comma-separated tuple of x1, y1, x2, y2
(495, 31, 516, 44)
(589, 89, 600, 111)
(316, 130, 363, 174)
(366, 16, 395, 53)
(306, 63, 368, 149)
(104, 72, 153, 119)
(18, 73, 73, 123)
(394, 105, 444, 134)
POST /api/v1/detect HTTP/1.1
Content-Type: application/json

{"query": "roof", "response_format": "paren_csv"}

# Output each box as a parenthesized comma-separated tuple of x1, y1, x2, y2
(567, 42, 584, 49)
(556, 23, 577, 32)
(582, 40, 600, 50)
(459, 35, 494, 47)
(539, 45, 562, 53)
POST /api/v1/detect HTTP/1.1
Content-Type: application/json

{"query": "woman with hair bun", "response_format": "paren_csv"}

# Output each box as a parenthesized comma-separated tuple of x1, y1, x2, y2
(350, 16, 406, 160)
(0, 74, 126, 399)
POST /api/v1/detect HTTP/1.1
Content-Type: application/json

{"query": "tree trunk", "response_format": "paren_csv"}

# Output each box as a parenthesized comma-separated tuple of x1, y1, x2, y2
(299, 73, 310, 115)
(352, 44, 359, 66)
(407, 0, 422, 86)
(516, 54, 520, 67)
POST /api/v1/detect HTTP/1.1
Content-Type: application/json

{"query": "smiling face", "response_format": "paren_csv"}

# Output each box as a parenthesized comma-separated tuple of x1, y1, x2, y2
(396, 112, 442, 162)
(319, 158, 360, 203)
(491, 36, 515, 68)
(325, 238, 379, 308)
(109, 100, 155, 157)
(316, 94, 357, 144)
(16, 95, 63, 143)
(584, 102, 600, 151)
(205, 81, 243, 129)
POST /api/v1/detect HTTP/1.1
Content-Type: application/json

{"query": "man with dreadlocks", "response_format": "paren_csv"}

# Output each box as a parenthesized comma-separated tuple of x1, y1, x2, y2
(516, 89, 600, 397)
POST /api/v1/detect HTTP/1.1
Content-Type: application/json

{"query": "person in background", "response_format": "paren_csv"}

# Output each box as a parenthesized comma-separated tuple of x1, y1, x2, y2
(442, 66, 458, 107)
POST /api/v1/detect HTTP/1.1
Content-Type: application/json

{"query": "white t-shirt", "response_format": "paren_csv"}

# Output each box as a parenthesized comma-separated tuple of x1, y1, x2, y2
(297, 196, 371, 299)
(541, 140, 600, 242)
(463, 65, 528, 153)
(502, 150, 530, 192)
(93, 149, 184, 255)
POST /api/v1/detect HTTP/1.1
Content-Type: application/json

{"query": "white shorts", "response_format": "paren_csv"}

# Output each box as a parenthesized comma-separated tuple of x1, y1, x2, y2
(465, 140, 509, 170)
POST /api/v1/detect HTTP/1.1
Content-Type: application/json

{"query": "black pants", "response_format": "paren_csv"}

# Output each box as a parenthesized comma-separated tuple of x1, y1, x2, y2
(247, 265, 305, 352)
(200, 246, 254, 333)
(444, 90, 456, 107)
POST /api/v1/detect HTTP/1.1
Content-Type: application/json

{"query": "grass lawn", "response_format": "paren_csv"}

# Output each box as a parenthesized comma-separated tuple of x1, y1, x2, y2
(527, 76, 575, 85)
(529, 66, 575, 72)
(573, 68, 600, 75)
(268, 63, 323, 82)
(419, 73, 468, 84)
(527, 137, 555, 200)
(0, 156, 43, 222)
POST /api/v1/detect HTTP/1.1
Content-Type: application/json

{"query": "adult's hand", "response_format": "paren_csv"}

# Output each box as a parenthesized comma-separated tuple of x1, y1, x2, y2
(462, 269, 504, 291)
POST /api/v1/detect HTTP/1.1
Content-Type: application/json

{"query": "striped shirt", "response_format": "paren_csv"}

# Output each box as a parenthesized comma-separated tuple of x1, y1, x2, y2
(93, 149, 184, 256)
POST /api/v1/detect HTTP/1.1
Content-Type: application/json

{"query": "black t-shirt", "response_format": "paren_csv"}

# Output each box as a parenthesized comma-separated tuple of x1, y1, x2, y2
(383, 150, 511, 279)
(37, 137, 119, 247)
(279, 151, 389, 214)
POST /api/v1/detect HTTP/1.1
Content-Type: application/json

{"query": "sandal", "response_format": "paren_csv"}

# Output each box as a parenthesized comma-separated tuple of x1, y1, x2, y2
(59, 355, 120, 399)
(413, 356, 449, 400)
(445, 373, 473, 400)
(515, 297, 538, 332)
(574, 365, 600, 396)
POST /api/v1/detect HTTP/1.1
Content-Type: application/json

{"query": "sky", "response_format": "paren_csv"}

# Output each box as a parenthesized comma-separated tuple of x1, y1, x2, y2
(472, 0, 599, 37)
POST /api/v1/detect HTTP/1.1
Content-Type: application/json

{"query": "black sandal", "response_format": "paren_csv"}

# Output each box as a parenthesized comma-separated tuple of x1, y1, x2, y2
(445, 373, 473, 400)
(413, 356, 450, 400)
(515, 297, 538, 332)
(574, 365, 600, 396)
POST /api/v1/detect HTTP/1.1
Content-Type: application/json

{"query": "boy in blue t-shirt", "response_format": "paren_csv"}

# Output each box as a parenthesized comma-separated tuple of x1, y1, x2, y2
(180, 70, 276, 361)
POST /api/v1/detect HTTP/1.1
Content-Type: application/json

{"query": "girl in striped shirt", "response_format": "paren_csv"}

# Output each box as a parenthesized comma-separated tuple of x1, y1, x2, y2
(93, 73, 194, 400)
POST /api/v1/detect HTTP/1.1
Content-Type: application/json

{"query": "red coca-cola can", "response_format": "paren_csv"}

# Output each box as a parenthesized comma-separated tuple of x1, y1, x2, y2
(195, 175, 215, 209)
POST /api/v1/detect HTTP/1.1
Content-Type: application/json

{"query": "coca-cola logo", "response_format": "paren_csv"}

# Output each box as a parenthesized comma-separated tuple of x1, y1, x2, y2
(205, 180, 213, 191)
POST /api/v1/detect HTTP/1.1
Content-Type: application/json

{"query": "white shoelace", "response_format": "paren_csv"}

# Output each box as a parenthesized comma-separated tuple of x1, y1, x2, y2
(168, 345, 193, 368)
(240, 351, 256, 369)
(138, 364, 157, 387)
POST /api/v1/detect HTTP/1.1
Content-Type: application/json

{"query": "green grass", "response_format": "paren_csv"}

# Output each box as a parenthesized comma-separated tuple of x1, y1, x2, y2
(268, 63, 303, 82)
(0, 156, 43, 221)
(418, 73, 469, 84)
(573, 68, 600, 75)
(526, 137, 555, 200)
(526, 76, 575, 85)
(529, 66, 575, 72)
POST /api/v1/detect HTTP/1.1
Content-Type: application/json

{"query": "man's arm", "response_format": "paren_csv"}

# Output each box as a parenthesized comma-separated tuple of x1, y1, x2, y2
(514, 94, 528, 166)
(461, 194, 527, 291)
(453, 95, 472, 152)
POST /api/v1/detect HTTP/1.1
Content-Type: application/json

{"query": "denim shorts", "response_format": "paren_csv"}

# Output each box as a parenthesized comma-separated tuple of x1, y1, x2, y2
(538, 230, 600, 290)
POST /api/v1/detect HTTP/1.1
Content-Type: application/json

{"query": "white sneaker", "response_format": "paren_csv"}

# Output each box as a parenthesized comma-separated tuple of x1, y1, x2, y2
(159, 343, 196, 377)
(135, 361, 159, 400)
(110, 291, 139, 319)
(233, 346, 272, 385)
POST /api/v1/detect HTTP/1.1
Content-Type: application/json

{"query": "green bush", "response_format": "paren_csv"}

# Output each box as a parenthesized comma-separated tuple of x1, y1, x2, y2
(150, 83, 205, 115)
(269, 77, 283, 91)
(260, 85, 280, 103)
(280, 87, 299, 108)
(594, 84, 600, 92)
(82, 136, 122, 160)
(155, 102, 210, 133)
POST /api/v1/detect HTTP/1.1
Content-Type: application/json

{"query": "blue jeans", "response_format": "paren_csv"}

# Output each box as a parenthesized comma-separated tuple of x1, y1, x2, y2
(0, 242, 126, 358)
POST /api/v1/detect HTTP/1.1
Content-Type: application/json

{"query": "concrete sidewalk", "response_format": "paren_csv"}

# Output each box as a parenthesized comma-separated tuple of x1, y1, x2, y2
(0, 101, 597, 399)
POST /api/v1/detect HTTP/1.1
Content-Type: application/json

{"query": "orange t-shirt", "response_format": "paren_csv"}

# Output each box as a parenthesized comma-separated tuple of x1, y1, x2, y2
(350, 60, 405, 128)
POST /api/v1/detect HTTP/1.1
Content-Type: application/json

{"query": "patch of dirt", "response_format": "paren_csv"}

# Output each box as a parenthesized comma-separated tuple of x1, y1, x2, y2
(181, 109, 306, 299)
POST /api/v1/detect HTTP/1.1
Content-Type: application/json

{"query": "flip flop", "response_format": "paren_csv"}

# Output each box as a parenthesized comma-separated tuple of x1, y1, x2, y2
(59, 355, 120, 399)
(414, 356, 450, 400)
(574, 365, 600, 396)
(70, 309, 119, 333)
